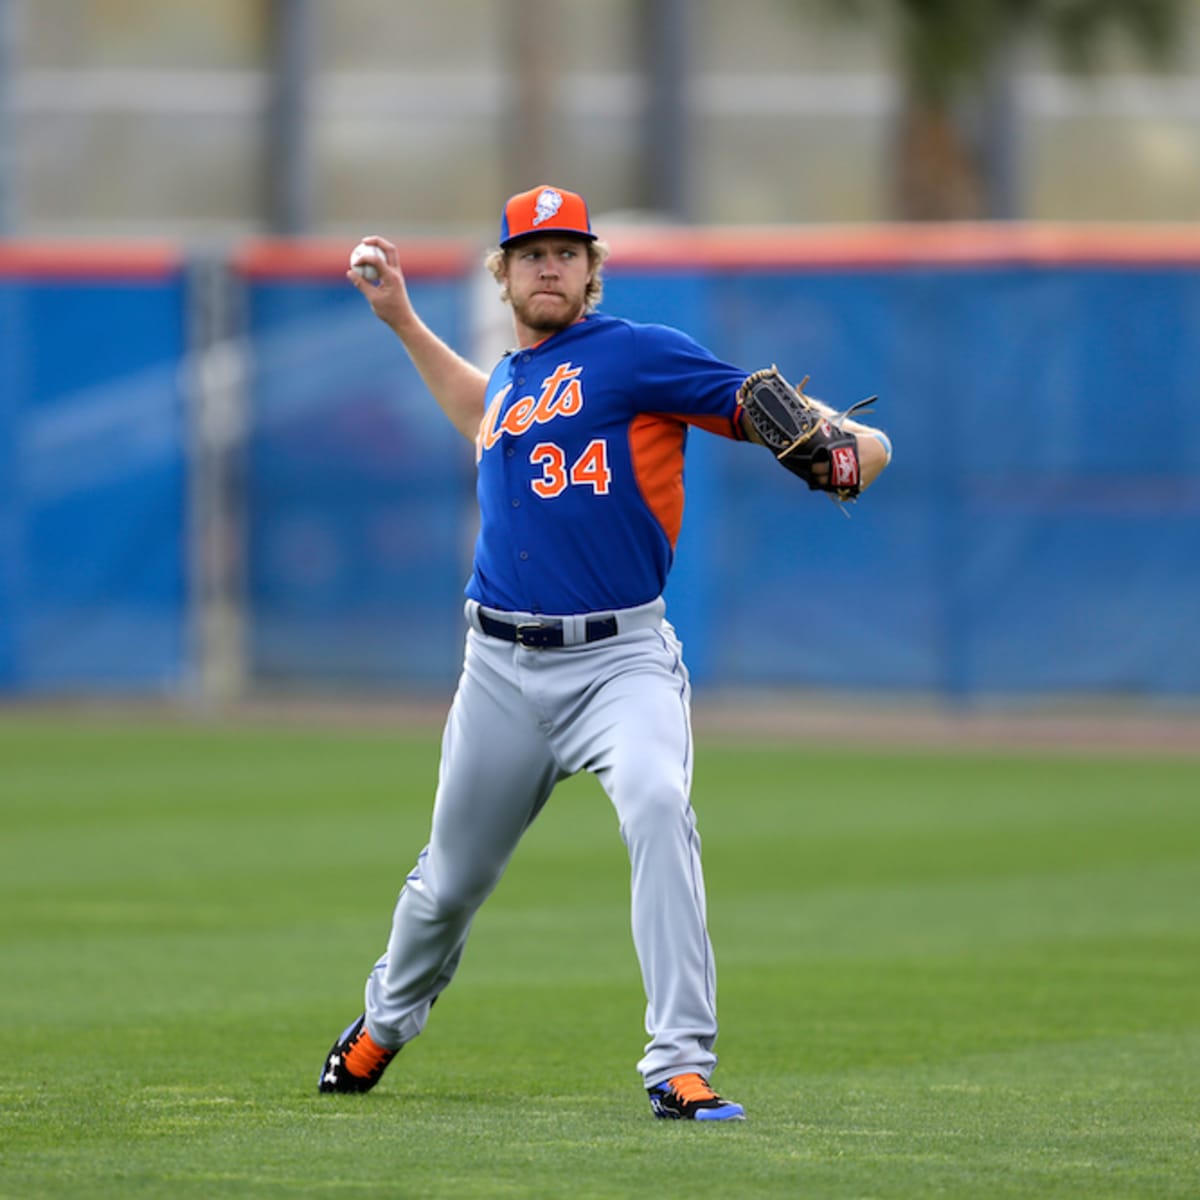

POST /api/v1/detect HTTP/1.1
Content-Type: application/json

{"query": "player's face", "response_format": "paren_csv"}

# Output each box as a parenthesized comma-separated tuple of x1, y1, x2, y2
(503, 236, 593, 338)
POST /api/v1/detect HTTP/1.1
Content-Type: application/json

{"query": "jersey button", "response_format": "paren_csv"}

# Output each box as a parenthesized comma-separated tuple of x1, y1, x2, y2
(519, 551, 529, 560)
(511, 498, 520, 508)
(505, 448, 515, 458)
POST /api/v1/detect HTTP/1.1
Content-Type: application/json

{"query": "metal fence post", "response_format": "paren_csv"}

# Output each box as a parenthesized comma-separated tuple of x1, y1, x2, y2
(185, 251, 249, 705)
(0, 0, 23, 234)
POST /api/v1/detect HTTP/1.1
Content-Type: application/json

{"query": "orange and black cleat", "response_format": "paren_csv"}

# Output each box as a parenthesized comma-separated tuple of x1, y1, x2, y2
(318, 1015, 399, 1094)
(647, 1073, 745, 1121)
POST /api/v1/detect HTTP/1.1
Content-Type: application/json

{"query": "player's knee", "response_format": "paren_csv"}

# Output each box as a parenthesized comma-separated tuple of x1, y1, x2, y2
(431, 875, 493, 916)
(415, 860, 496, 918)
(617, 782, 693, 849)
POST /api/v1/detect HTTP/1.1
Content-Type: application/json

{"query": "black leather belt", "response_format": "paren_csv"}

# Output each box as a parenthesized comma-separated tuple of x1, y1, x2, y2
(477, 611, 619, 649)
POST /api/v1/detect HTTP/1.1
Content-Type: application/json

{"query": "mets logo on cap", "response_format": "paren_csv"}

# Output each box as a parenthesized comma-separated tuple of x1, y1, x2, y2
(499, 185, 597, 248)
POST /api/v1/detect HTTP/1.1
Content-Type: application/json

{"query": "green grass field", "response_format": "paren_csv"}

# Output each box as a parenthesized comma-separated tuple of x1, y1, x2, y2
(1, 713, 1197, 1199)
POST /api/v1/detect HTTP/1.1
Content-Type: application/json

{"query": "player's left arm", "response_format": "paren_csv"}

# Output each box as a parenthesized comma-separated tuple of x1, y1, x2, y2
(629, 325, 893, 494)
(737, 399, 893, 492)
(735, 369, 893, 498)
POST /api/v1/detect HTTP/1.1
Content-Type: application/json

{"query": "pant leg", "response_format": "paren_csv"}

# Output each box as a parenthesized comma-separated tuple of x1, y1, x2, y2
(365, 630, 563, 1048)
(559, 625, 719, 1087)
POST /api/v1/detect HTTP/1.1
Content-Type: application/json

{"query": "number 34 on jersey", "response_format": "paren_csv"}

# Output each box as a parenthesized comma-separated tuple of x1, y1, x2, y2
(529, 439, 611, 498)
(476, 361, 613, 500)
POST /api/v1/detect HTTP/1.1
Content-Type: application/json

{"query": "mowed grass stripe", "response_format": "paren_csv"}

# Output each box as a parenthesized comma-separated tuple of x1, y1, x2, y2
(0, 717, 1196, 1198)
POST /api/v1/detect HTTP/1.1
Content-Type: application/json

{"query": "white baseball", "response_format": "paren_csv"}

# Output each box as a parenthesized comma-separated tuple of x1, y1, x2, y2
(350, 240, 385, 282)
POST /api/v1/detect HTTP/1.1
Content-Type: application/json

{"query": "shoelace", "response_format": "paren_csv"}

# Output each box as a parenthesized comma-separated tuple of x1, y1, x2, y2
(344, 1028, 395, 1079)
(668, 1073, 718, 1104)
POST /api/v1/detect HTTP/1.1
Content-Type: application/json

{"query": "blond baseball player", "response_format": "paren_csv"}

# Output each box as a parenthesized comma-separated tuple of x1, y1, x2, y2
(319, 185, 891, 1119)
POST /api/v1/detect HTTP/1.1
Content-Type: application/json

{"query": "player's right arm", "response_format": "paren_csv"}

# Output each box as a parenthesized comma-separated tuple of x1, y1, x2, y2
(348, 235, 488, 443)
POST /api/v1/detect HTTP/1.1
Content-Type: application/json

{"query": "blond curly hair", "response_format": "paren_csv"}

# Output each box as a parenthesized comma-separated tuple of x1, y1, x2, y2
(484, 239, 610, 312)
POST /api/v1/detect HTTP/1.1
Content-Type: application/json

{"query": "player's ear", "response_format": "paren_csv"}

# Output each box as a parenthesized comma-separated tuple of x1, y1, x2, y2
(484, 245, 511, 294)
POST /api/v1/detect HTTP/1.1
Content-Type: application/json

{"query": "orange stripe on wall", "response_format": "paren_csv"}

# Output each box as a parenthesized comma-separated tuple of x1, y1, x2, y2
(4, 224, 1194, 280)
(0, 241, 185, 278)
(231, 237, 477, 279)
(604, 223, 1200, 270)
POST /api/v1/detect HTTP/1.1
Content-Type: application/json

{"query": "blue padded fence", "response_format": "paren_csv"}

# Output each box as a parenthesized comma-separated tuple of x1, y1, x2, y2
(1, 261, 190, 693)
(604, 261, 1200, 696)
(3, 235, 1197, 698)
(241, 272, 471, 687)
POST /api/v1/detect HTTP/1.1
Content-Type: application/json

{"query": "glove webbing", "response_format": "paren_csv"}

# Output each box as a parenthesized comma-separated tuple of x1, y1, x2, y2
(743, 368, 879, 463)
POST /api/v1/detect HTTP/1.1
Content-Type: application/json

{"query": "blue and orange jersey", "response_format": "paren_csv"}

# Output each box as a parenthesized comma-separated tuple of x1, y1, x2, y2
(466, 313, 748, 614)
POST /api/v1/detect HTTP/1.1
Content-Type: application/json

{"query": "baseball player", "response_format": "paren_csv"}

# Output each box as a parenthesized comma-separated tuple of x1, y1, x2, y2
(318, 185, 892, 1120)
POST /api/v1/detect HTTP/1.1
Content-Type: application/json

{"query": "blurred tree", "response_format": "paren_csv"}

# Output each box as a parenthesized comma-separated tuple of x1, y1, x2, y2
(816, 0, 1185, 219)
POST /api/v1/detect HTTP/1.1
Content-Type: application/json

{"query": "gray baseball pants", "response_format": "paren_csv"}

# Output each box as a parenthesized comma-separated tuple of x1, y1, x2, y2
(362, 596, 719, 1087)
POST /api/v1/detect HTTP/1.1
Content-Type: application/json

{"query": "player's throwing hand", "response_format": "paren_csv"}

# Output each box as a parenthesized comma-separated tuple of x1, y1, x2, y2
(346, 235, 417, 332)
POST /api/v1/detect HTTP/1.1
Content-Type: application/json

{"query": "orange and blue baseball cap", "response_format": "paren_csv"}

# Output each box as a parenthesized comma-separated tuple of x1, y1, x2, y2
(499, 185, 596, 249)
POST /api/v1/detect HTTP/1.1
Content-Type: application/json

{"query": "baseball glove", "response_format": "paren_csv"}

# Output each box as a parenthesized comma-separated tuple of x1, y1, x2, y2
(737, 367, 877, 500)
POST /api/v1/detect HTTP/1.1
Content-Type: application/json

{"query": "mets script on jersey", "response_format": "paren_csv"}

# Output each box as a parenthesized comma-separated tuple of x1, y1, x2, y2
(476, 362, 585, 458)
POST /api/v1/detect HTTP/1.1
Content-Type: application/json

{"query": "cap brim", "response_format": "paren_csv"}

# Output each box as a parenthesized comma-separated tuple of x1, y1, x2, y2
(500, 227, 598, 249)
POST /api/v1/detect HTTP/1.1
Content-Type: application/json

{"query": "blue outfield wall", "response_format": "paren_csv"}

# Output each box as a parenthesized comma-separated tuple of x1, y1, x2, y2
(603, 259, 1200, 696)
(0, 254, 191, 693)
(3, 231, 1198, 698)
(241, 270, 470, 687)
